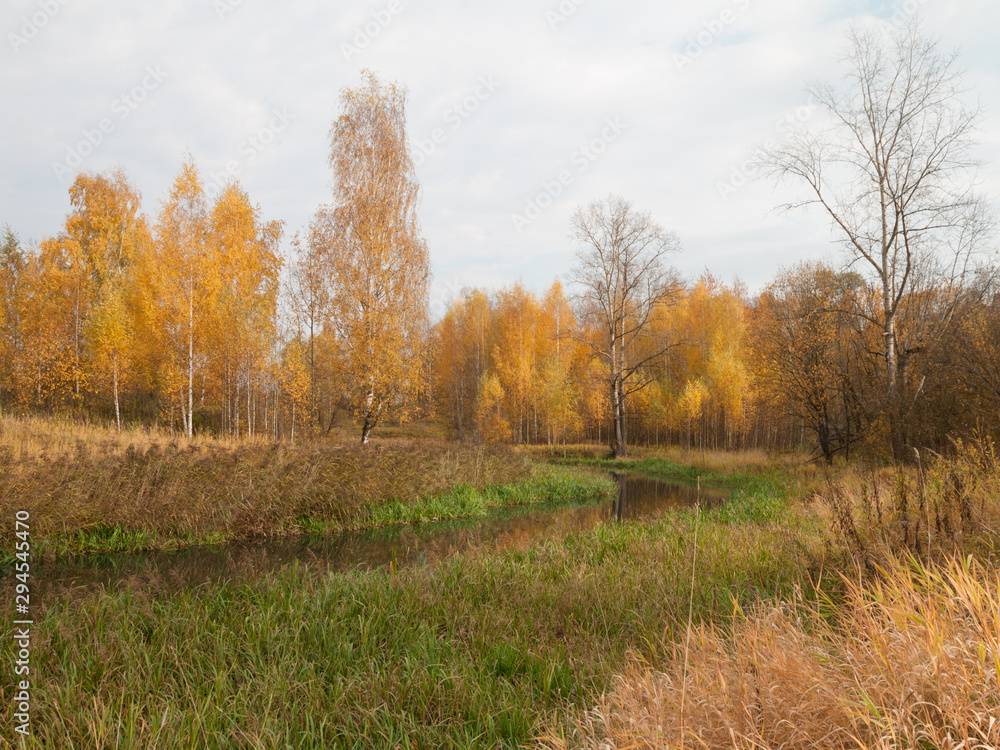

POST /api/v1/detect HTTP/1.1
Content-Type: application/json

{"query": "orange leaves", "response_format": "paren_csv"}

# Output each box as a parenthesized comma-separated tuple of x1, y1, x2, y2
(11, 169, 148, 415)
(432, 273, 763, 449)
(2, 159, 289, 436)
(433, 280, 587, 444)
(323, 71, 430, 443)
(746, 261, 866, 461)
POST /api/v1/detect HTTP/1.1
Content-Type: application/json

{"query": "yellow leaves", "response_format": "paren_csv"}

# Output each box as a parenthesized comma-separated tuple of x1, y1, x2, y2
(707, 350, 750, 430)
(640, 274, 755, 439)
(433, 279, 588, 443)
(66, 168, 142, 285)
(207, 181, 283, 381)
(0, 158, 288, 434)
(433, 272, 759, 446)
(680, 379, 709, 423)
(322, 71, 430, 440)
(475, 372, 510, 442)
(279, 339, 311, 407)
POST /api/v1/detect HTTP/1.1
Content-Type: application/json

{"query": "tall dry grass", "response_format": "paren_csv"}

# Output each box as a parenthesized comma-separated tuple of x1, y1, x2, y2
(0, 415, 530, 552)
(0, 413, 244, 460)
(543, 553, 1000, 750)
(520, 442, 783, 477)
(815, 438, 1000, 565)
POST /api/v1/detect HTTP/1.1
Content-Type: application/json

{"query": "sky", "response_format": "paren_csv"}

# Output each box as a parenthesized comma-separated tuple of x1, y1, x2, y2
(2, 0, 998, 317)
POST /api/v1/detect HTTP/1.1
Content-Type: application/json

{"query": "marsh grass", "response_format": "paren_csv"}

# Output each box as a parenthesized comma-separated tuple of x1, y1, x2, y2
(365, 465, 616, 527)
(543, 553, 1000, 750)
(543, 444, 1000, 750)
(0, 415, 550, 560)
(816, 438, 1000, 566)
(1, 490, 808, 749)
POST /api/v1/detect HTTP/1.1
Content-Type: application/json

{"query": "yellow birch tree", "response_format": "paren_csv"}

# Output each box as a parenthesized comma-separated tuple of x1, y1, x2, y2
(150, 158, 214, 437)
(321, 70, 431, 444)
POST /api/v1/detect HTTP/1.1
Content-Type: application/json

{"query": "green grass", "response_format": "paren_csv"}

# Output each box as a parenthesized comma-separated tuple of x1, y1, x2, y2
(555, 454, 775, 487)
(0, 463, 613, 566)
(5, 500, 816, 749)
(556, 454, 791, 524)
(363, 464, 616, 527)
(14, 527, 235, 564)
(7, 438, 997, 748)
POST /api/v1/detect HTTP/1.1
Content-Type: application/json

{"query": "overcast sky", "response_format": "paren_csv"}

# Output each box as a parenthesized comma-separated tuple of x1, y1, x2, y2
(2, 0, 998, 314)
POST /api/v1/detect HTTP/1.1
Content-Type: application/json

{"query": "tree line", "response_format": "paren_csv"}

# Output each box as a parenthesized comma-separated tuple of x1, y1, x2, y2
(0, 71, 429, 444)
(2, 24, 998, 460)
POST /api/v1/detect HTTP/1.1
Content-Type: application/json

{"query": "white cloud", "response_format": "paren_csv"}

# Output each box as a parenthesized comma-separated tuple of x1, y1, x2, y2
(2, 0, 997, 299)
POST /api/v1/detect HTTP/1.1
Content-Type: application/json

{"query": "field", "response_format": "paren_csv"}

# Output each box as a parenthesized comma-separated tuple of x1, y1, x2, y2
(2, 417, 999, 748)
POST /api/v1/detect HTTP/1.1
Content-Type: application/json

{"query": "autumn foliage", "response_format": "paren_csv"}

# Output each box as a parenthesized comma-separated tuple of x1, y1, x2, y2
(2, 67, 997, 454)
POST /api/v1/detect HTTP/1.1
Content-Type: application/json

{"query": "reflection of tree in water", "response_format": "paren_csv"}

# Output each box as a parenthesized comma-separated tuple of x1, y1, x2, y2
(31, 473, 728, 600)
(609, 472, 725, 522)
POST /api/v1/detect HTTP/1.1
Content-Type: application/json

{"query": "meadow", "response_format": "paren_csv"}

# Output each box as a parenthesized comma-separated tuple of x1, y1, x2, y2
(1, 417, 999, 748)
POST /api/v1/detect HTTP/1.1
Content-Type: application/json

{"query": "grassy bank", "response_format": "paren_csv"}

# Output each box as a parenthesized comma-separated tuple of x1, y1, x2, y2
(362, 464, 616, 529)
(543, 553, 1000, 750)
(548, 448, 795, 525)
(0, 416, 614, 561)
(2, 490, 809, 748)
(543, 439, 1000, 749)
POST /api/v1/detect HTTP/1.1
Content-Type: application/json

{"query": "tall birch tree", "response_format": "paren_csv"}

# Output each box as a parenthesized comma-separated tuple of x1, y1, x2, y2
(68, 169, 147, 430)
(321, 70, 431, 444)
(208, 182, 283, 438)
(152, 159, 212, 437)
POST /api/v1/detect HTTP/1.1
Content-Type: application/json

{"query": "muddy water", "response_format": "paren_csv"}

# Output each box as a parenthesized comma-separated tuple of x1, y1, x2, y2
(26, 473, 727, 597)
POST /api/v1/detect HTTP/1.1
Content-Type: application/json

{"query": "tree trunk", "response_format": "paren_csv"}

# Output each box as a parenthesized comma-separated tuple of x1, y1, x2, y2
(112, 348, 121, 432)
(885, 308, 903, 461)
(818, 409, 833, 465)
(247, 368, 253, 438)
(611, 375, 624, 457)
(361, 385, 377, 445)
(187, 287, 194, 438)
(617, 377, 627, 457)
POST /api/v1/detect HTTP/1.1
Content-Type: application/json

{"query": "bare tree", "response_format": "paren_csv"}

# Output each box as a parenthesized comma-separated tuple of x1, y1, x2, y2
(568, 195, 681, 457)
(762, 20, 993, 461)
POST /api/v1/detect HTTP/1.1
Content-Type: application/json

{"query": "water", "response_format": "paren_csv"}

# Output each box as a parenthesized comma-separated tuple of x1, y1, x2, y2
(23, 472, 727, 598)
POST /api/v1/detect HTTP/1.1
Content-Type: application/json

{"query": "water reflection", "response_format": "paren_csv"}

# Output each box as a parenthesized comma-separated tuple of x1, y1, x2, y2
(23, 472, 727, 599)
(608, 472, 724, 522)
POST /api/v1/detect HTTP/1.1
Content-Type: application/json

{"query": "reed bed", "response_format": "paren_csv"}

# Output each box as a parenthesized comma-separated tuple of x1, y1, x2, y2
(542, 553, 1000, 750)
(0, 415, 547, 558)
(815, 438, 1000, 565)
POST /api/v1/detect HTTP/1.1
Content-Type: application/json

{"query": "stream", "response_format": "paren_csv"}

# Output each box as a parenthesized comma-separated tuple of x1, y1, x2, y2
(23, 472, 727, 598)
